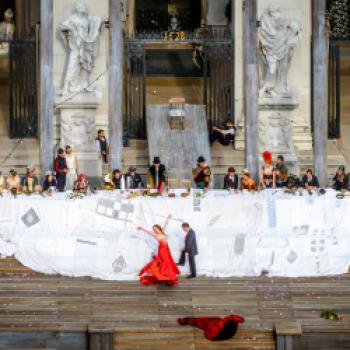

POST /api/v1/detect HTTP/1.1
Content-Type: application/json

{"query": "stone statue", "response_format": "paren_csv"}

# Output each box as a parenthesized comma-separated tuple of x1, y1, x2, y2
(0, 8, 15, 41)
(58, 3, 102, 95)
(258, 5, 300, 97)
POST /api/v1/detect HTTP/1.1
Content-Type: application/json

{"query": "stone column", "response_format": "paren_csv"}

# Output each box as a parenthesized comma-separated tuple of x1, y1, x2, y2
(109, 0, 124, 170)
(312, 0, 328, 187)
(243, 0, 258, 179)
(39, 0, 53, 175)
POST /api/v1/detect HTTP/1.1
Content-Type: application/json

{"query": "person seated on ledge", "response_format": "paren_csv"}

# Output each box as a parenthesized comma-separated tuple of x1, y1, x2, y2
(332, 165, 349, 191)
(149, 157, 167, 193)
(0, 171, 5, 192)
(275, 155, 288, 188)
(6, 169, 21, 192)
(302, 169, 319, 190)
(193, 156, 211, 192)
(223, 167, 238, 190)
(111, 169, 125, 190)
(124, 166, 144, 190)
(74, 173, 89, 192)
(240, 169, 257, 191)
(210, 120, 236, 146)
(260, 151, 276, 189)
(21, 166, 39, 194)
(42, 171, 57, 193)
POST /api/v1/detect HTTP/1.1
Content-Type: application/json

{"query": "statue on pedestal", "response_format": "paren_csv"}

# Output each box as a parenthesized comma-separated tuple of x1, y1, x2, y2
(0, 8, 15, 41)
(258, 5, 300, 98)
(58, 3, 102, 95)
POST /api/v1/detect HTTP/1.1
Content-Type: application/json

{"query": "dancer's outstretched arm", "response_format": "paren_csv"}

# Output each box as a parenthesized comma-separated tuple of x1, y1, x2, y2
(162, 214, 172, 231)
(137, 226, 156, 238)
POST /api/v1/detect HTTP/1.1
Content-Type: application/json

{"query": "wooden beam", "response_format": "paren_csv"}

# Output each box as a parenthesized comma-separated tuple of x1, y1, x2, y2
(39, 0, 54, 175)
(312, 0, 328, 187)
(243, 0, 259, 179)
(109, 0, 124, 170)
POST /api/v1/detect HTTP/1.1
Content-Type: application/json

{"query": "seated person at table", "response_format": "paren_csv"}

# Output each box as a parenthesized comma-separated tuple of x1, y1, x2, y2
(149, 157, 167, 193)
(6, 169, 21, 191)
(193, 156, 211, 192)
(111, 169, 125, 190)
(302, 169, 319, 190)
(124, 166, 144, 190)
(74, 173, 89, 192)
(223, 167, 238, 190)
(240, 169, 257, 190)
(42, 171, 57, 192)
(0, 171, 5, 191)
(332, 165, 349, 191)
(275, 155, 288, 188)
(21, 166, 39, 194)
(210, 120, 236, 146)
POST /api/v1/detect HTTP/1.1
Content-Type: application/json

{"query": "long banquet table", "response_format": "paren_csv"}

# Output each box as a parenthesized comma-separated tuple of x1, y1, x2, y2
(0, 189, 349, 280)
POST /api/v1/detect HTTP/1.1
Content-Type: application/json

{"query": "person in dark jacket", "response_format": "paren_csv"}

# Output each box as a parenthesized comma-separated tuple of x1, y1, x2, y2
(149, 156, 167, 193)
(124, 166, 144, 190)
(42, 171, 57, 192)
(302, 169, 319, 190)
(332, 165, 349, 191)
(177, 223, 198, 278)
(53, 148, 68, 192)
(223, 167, 238, 190)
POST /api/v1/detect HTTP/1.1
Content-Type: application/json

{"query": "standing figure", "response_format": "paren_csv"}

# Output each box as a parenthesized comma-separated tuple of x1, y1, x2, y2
(259, 151, 276, 189)
(96, 129, 109, 164)
(65, 145, 78, 190)
(149, 157, 167, 193)
(138, 215, 180, 286)
(124, 166, 144, 190)
(223, 167, 239, 190)
(58, 3, 102, 94)
(192, 156, 211, 192)
(54, 148, 68, 192)
(332, 165, 349, 191)
(0, 8, 15, 41)
(177, 223, 198, 279)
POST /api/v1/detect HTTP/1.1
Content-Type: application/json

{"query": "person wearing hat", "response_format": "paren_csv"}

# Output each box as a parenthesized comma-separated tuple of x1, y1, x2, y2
(240, 169, 257, 191)
(21, 166, 39, 194)
(0, 8, 15, 41)
(223, 167, 238, 190)
(42, 171, 57, 192)
(124, 166, 144, 190)
(149, 157, 167, 193)
(192, 156, 211, 192)
(53, 148, 68, 192)
(6, 169, 21, 191)
(332, 166, 349, 191)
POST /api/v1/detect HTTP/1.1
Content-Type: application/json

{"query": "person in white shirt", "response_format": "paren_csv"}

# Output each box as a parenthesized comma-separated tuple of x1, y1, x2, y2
(65, 145, 78, 190)
(0, 8, 15, 41)
(210, 120, 236, 146)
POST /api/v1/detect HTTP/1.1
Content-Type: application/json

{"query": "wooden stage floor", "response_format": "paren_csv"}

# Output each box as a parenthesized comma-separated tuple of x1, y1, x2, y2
(0, 258, 350, 349)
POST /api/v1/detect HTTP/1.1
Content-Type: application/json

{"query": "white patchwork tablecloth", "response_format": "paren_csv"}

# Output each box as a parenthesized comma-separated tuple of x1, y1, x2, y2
(0, 189, 349, 280)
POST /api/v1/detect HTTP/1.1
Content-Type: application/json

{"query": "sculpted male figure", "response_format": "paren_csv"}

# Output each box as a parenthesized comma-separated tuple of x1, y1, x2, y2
(58, 3, 102, 94)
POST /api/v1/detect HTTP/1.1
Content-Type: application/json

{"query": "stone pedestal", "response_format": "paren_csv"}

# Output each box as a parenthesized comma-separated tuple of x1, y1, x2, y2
(55, 92, 102, 178)
(259, 110, 299, 174)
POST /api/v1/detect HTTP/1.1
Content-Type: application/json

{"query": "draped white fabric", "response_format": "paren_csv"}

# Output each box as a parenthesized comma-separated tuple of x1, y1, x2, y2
(0, 190, 349, 280)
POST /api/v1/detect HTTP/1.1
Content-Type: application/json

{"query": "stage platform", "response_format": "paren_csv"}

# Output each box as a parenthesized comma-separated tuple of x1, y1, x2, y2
(0, 258, 350, 349)
(0, 189, 350, 280)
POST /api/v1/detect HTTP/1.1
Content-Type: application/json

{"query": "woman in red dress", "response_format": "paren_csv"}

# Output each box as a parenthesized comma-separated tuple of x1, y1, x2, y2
(138, 214, 180, 286)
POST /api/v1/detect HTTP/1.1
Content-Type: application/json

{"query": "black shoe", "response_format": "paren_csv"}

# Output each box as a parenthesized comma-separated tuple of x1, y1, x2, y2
(186, 275, 196, 279)
(176, 263, 184, 266)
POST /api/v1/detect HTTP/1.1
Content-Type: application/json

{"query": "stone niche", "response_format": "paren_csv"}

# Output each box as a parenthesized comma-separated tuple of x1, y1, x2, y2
(55, 92, 102, 178)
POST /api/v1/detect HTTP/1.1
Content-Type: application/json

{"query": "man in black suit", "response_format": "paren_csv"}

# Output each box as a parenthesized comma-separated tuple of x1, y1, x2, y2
(302, 169, 320, 190)
(177, 223, 198, 279)
(223, 167, 239, 190)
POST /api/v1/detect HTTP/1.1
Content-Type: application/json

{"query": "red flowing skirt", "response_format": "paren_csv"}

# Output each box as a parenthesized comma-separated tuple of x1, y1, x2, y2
(139, 240, 180, 286)
(178, 315, 245, 341)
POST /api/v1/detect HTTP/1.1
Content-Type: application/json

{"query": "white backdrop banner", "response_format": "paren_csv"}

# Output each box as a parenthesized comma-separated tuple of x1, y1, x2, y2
(0, 190, 349, 280)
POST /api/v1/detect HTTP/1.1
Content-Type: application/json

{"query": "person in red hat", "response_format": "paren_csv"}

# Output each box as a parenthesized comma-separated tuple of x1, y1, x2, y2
(259, 151, 276, 189)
